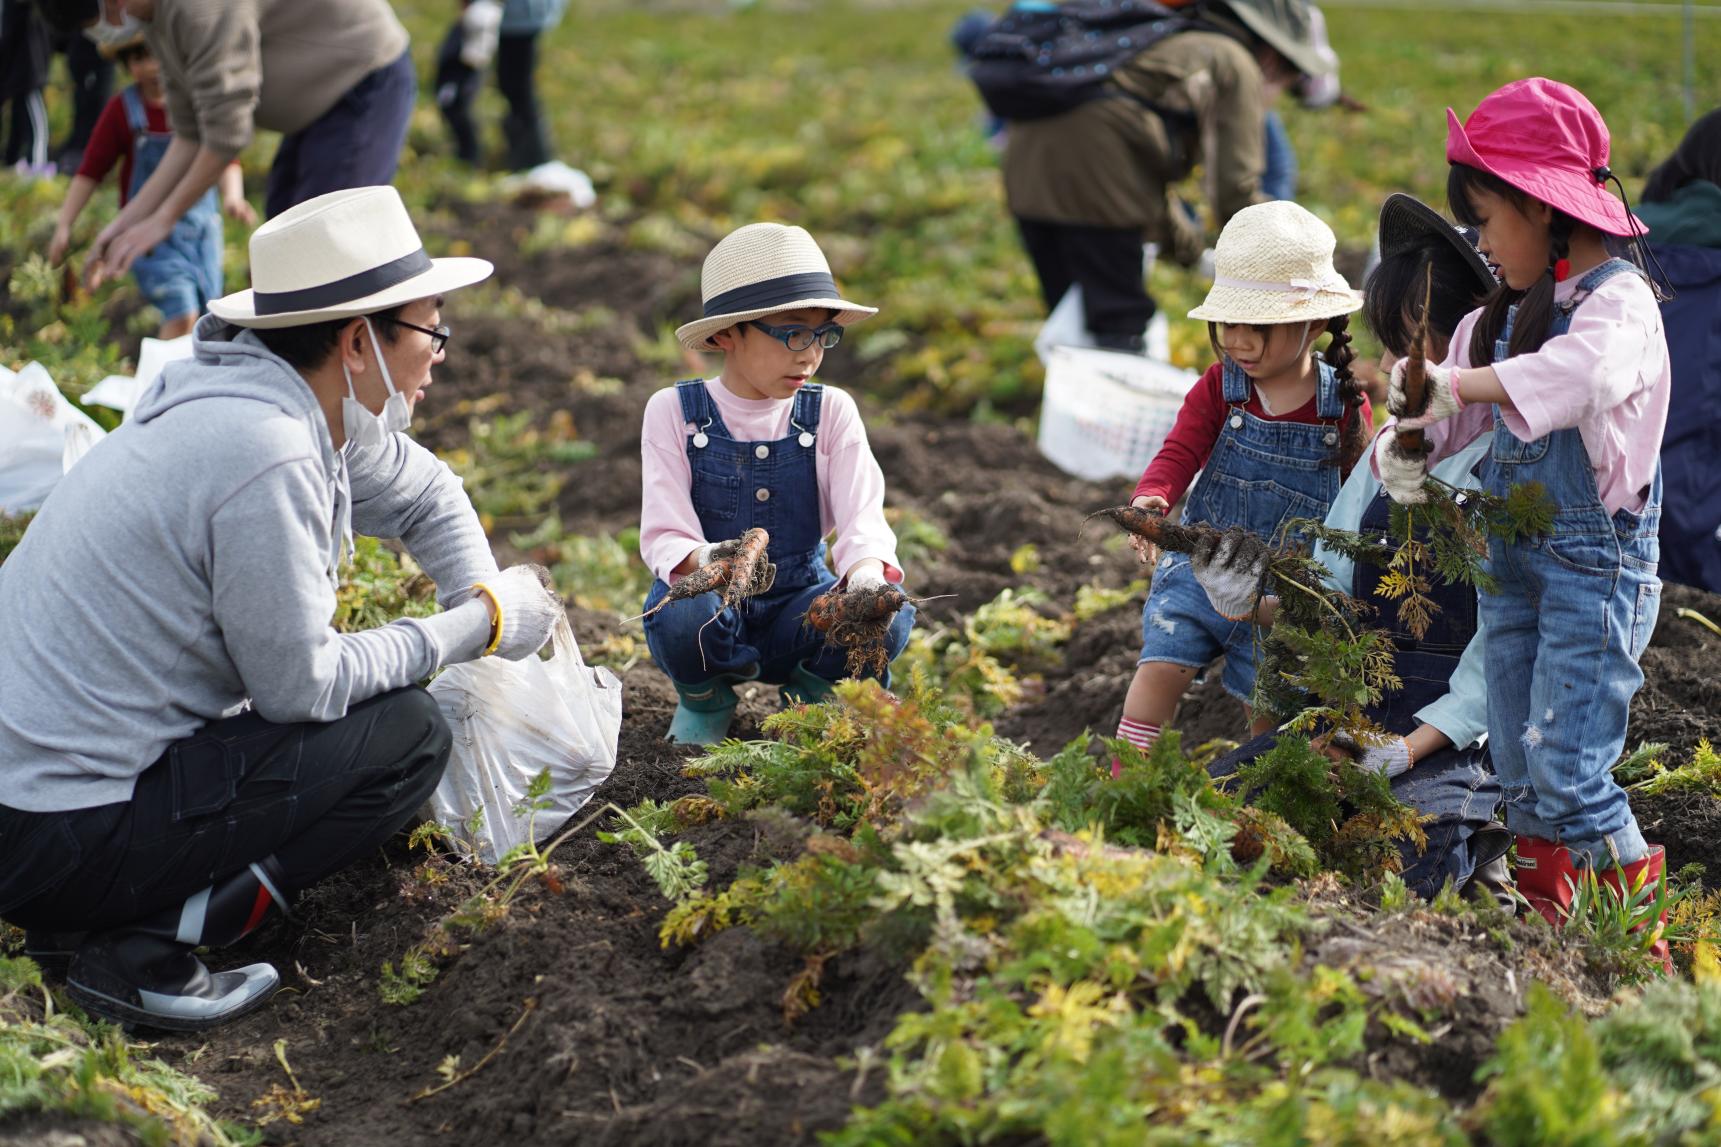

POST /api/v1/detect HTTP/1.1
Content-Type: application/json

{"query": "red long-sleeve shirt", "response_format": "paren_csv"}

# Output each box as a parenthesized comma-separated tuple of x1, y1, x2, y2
(76, 88, 167, 207)
(1133, 362, 1371, 504)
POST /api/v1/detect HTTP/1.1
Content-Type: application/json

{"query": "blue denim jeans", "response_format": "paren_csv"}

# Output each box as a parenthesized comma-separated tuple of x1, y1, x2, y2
(1261, 109, 1297, 202)
(641, 577, 915, 688)
(1482, 258, 1661, 865)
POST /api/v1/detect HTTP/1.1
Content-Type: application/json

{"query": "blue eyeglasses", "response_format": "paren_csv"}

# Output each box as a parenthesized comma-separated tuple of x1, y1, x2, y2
(748, 319, 843, 352)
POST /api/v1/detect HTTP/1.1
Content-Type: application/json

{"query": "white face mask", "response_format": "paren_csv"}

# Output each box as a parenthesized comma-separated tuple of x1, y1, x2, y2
(340, 317, 412, 449)
(84, 8, 146, 47)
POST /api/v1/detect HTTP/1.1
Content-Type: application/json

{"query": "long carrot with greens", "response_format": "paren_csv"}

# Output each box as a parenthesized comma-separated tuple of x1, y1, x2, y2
(1394, 265, 1434, 454)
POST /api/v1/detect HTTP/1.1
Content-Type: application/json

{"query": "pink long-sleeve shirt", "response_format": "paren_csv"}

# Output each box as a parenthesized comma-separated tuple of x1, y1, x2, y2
(639, 378, 902, 585)
(1405, 270, 1670, 516)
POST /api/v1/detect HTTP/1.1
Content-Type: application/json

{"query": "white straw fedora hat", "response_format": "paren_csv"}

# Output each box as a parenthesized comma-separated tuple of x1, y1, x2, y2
(1188, 201, 1362, 325)
(675, 223, 877, 352)
(208, 187, 493, 330)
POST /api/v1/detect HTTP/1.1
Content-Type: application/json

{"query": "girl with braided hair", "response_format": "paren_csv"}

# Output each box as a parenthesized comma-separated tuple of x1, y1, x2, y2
(1115, 201, 1367, 770)
(1377, 79, 1673, 963)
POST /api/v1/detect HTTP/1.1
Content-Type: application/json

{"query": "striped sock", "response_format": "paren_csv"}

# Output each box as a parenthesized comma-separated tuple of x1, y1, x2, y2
(1112, 717, 1162, 778)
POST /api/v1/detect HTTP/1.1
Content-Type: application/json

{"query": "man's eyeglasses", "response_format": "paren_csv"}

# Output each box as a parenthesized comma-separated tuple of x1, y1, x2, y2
(748, 319, 842, 352)
(383, 317, 452, 354)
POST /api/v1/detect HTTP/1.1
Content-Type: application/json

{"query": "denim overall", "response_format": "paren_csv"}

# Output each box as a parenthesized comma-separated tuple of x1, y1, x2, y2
(1481, 258, 1661, 866)
(1140, 357, 1346, 701)
(122, 87, 223, 322)
(1209, 481, 1504, 898)
(640, 380, 915, 690)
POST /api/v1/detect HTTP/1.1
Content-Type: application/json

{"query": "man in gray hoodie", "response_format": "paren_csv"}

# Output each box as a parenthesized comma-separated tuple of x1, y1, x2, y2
(0, 186, 564, 1031)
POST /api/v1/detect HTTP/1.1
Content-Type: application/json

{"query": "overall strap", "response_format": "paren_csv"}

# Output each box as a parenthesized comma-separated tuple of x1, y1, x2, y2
(674, 379, 732, 440)
(120, 86, 149, 136)
(790, 382, 825, 433)
(1219, 359, 1251, 404)
(1313, 357, 1345, 420)
(1552, 258, 1642, 338)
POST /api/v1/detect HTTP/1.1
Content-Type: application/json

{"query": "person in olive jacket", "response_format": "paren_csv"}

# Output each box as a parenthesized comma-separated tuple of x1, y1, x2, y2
(1002, 0, 1332, 353)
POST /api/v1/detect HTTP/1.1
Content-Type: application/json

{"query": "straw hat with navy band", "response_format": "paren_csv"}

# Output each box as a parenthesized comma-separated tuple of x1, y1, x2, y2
(208, 187, 493, 330)
(676, 223, 877, 352)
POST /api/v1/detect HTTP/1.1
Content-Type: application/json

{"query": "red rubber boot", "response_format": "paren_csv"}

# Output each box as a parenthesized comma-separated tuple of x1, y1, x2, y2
(1599, 845, 1673, 974)
(1512, 835, 1581, 926)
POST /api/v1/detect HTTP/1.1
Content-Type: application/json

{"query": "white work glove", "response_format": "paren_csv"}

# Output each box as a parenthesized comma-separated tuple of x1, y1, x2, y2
(1374, 425, 1430, 505)
(472, 564, 563, 660)
(690, 537, 776, 593)
(1189, 529, 1270, 622)
(1332, 731, 1415, 779)
(1388, 359, 1463, 429)
(843, 563, 888, 592)
(459, 0, 503, 69)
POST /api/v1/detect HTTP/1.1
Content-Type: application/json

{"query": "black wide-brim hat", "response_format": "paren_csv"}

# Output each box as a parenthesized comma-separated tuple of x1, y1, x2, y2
(1377, 193, 1497, 297)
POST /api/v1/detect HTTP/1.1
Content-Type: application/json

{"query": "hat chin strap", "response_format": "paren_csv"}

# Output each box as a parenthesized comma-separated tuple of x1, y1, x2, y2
(1591, 165, 1675, 303)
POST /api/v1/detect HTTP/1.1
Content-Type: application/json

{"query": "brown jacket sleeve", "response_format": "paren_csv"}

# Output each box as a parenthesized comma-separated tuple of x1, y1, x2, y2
(155, 0, 262, 154)
(1199, 38, 1267, 227)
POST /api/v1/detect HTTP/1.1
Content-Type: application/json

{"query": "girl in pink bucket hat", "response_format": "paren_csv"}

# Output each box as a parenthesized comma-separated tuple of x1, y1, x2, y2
(1376, 78, 1674, 965)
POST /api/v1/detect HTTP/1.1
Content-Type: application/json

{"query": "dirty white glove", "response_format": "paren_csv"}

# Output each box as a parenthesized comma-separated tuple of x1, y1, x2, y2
(844, 563, 888, 592)
(1388, 359, 1463, 429)
(1189, 530, 1270, 622)
(690, 537, 776, 594)
(472, 564, 563, 660)
(1333, 731, 1414, 779)
(459, 0, 503, 69)
(1375, 425, 1430, 505)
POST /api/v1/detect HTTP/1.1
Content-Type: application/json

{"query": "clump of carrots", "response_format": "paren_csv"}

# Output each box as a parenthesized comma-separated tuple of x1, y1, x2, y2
(807, 583, 911, 678)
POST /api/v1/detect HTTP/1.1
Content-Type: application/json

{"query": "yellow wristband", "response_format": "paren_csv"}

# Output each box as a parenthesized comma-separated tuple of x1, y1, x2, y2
(471, 582, 504, 656)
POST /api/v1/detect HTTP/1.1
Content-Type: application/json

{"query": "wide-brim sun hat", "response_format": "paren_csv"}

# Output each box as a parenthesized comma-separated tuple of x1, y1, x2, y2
(675, 223, 877, 352)
(208, 186, 493, 330)
(1206, 0, 1333, 80)
(1188, 200, 1361, 325)
(1446, 77, 1643, 238)
(1377, 193, 1497, 297)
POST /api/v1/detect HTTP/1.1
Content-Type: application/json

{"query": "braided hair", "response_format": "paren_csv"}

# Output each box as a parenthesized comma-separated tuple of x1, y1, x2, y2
(1323, 313, 1366, 474)
(1448, 162, 1580, 364)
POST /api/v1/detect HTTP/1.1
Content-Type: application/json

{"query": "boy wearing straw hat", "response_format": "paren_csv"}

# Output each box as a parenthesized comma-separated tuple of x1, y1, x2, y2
(640, 222, 916, 744)
(0, 186, 563, 1032)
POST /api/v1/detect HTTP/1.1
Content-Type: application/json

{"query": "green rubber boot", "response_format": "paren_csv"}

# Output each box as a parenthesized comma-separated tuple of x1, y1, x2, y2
(780, 661, 840, 708)
(667, 667, 757, 745)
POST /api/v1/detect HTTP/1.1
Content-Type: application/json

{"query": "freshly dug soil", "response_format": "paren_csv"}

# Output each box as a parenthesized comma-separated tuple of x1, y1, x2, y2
(8, 209, 1714, 1145)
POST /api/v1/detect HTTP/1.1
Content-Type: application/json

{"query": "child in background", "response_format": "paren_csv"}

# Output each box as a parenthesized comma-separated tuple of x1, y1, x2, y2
(434, 0, 502, 167)
(1379, 79, 1672, 955)
(639, 223, 916, 744)
(1119, 200, 1368, 769)
(48, 33, 253, 338)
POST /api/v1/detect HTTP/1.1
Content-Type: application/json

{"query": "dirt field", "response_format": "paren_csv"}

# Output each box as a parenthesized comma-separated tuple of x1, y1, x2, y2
(35, 205, 1682, 1145)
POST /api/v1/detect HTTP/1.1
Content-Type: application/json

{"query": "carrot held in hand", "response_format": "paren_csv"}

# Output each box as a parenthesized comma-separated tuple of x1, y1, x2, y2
(629, 528, 774, 622)
(806, 582, 911, 678)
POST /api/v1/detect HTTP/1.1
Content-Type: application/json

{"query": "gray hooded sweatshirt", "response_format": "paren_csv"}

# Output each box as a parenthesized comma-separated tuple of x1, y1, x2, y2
(0, 316, 497, 813)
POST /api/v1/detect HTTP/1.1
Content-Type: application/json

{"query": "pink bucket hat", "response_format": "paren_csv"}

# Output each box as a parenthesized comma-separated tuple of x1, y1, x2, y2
(1446, 77, 1644, 237)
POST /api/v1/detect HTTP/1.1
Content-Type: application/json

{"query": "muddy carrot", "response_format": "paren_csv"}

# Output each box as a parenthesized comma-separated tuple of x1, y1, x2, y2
(805, 584, 911, 678)
(1085, 506, 1223, 557)
(1396, 265, 1434, 454)
(631, 558, 734, 622)
(721, 527, 772, 608)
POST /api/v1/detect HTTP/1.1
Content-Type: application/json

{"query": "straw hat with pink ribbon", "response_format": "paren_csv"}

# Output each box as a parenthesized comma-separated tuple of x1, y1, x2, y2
(1188, 201, 1362, 326)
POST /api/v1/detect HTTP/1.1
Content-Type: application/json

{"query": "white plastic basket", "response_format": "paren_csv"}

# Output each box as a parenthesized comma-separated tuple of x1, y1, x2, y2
(1036, 344, 1199, 483)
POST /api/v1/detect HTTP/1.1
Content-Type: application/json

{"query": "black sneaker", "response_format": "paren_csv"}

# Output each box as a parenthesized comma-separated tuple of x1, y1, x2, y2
(67, 932, 279, 1033)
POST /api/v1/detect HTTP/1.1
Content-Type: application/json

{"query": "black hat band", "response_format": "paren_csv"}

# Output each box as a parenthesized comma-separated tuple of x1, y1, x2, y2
(252, 248, 433, 316)
(703, 271, 840, 318)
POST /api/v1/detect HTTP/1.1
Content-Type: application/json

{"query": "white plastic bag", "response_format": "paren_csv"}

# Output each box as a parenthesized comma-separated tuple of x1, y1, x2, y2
(83, 333, 193, 417)
(0, 361, 108, 513)
(1036, 344, 1199, 482)
(427, 614, 623, 864)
